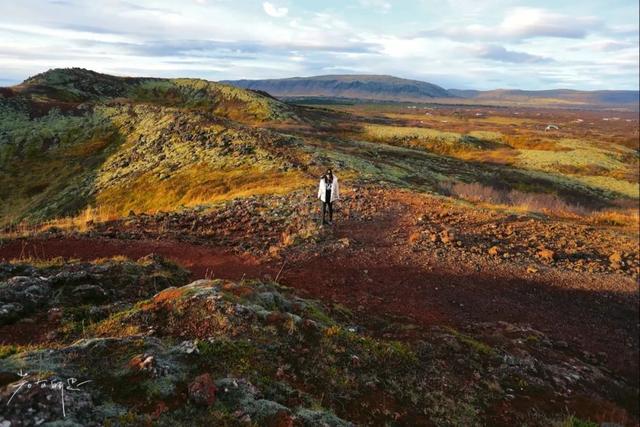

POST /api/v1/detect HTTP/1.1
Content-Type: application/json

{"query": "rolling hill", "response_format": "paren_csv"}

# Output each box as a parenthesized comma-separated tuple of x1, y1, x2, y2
(0, 68, 307, 224)
(449, 88, 640, 109)
(2, 68, 637, 226)
(222, 74, 453, 102)
(224, 74, 639, 110)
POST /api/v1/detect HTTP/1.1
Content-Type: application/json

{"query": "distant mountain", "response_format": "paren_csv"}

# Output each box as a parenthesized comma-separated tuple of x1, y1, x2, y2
(449, 88, 640, 109)
(222, 75, 453, 102)
(223, 74, 639, 110)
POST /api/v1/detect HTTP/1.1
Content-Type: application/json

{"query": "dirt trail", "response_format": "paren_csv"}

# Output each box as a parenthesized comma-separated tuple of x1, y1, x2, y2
(1, 193, 637, 378)
(0, 238, 271, 282)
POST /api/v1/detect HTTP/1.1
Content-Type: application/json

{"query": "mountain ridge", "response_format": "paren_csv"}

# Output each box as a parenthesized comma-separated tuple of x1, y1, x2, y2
(223, 74, 639, 109)
(222, 74, 453, 102)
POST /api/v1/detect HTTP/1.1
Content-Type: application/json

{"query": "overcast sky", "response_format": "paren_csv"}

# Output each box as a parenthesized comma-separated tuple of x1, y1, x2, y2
(1, 0, 638, 90)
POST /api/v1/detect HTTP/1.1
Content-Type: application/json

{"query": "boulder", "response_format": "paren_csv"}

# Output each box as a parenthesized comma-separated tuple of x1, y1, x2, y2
(537, 249, 555, 263)
(439, 228, 455, 244)
(0, 302, 24, 325)
(609, 252, 623, 269)
(72, 284, 108, 302)
(188, 373, 217, 406)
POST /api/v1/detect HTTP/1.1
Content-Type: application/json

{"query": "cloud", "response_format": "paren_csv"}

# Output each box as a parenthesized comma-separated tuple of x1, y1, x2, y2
(423, 7, 602, 41)
(586, 40, 633, 52)
(474, 44, 553, 63)
(120, 38, 378, 58)
(262, 2, 288, 18)
(499, 8, 600, 39)
(0, 0, 637, 90)
(359, 0, 392, 13)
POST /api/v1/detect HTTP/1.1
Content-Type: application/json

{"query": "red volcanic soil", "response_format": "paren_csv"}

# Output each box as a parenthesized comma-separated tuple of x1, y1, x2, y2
(1, 191, 637, 379)
(0, 238, 268, 282)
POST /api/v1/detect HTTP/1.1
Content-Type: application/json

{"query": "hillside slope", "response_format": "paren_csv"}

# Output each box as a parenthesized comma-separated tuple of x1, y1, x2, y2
(223, 74, 453, 102)
(449, 88, 640, 109)
(1, 68, 637, 229)
(9, 68, 296, 122)
(0, 68, 308, 224)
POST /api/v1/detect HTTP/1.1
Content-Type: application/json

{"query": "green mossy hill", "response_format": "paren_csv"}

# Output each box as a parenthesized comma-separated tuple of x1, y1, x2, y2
(12, 68, 296, 122)
(0, 68, 310, 224)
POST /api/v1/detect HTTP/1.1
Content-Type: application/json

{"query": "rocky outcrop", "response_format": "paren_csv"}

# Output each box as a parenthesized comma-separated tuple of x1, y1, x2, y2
(0, 255, 188, 326)
(1, 264, 635, 426)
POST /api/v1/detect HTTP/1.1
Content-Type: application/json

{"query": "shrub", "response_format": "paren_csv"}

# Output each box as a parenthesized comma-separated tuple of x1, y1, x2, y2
(438, 180, 590, 217)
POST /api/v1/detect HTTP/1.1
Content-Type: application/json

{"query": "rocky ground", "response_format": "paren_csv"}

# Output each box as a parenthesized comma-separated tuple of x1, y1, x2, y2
(0, 186, 638, 426)
(22, 183, 639, 278)
(0, 256, 637, 426)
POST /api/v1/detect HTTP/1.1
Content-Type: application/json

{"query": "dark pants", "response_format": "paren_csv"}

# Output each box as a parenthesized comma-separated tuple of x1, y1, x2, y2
(322, 190, 333, 223)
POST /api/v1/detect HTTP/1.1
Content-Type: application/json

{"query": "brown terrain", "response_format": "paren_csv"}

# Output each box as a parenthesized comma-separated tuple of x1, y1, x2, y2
(2, 186, 637, 383)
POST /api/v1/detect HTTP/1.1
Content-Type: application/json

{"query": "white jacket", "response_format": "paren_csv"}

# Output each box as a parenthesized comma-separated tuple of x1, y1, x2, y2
(318, 176, 339, 202)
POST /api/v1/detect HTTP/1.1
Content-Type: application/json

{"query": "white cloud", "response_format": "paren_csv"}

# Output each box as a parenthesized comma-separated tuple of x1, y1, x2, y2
(584, 40, 633, 52)
(0, 0, 636, 90)
(262, 2, 288, 18)
(498, 7, 599, 39)
(472, 44, 552, 63)
(359, 0, 392, 14)
(426, 7, 602, 41)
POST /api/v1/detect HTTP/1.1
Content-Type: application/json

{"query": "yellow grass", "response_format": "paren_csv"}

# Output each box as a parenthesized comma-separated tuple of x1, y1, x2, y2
(363, 124, 460, 142)
(96, 164, 312, 215)
(45, 206, 119, 231)
(589, 208, 640, 228)
(0, 206, 118, 239)
(570, 175, 639, 199)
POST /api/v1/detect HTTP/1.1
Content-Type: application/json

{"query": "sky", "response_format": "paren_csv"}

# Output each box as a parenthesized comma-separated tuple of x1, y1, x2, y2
(0, 0, 638, 90)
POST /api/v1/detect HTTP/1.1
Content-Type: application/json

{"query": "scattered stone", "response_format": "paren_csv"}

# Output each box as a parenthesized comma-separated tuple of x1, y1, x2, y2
(72, 284, 108, 302)
(338, 237, 351, 247)
(537, 249, 555, 263)
(129, 353, 156, 372)
(439, 228, 455, 244)
(188, 373, 217, 406)
(0, 302, 24, 325)
(609, 252, 623, 269)
(176, 340, 199, 354)
(488, 246, 500, 256)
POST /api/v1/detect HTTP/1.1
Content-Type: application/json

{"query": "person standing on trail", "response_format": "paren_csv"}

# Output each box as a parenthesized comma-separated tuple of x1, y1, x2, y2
(318, 169, 339, 225)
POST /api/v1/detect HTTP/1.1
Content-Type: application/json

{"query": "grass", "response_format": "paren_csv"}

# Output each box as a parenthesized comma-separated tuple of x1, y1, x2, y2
(95, 165, 312, 216)
(2, 70, 638, 237)
(0, 344, 18, 359)
(1, 205, 118, 240)
(569, 175, 639, 199)
(555, 415, 598, 427)
(589, 206, 639, 227)
(438, 179, 640, 229)
(127, 78, 294, 123)
(0, 107, 120, 226)
(363, 123, 461, 143)
(0, 91, 309, 226)
(445, 327, 497, 357)
(197, 338, 256, 375)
